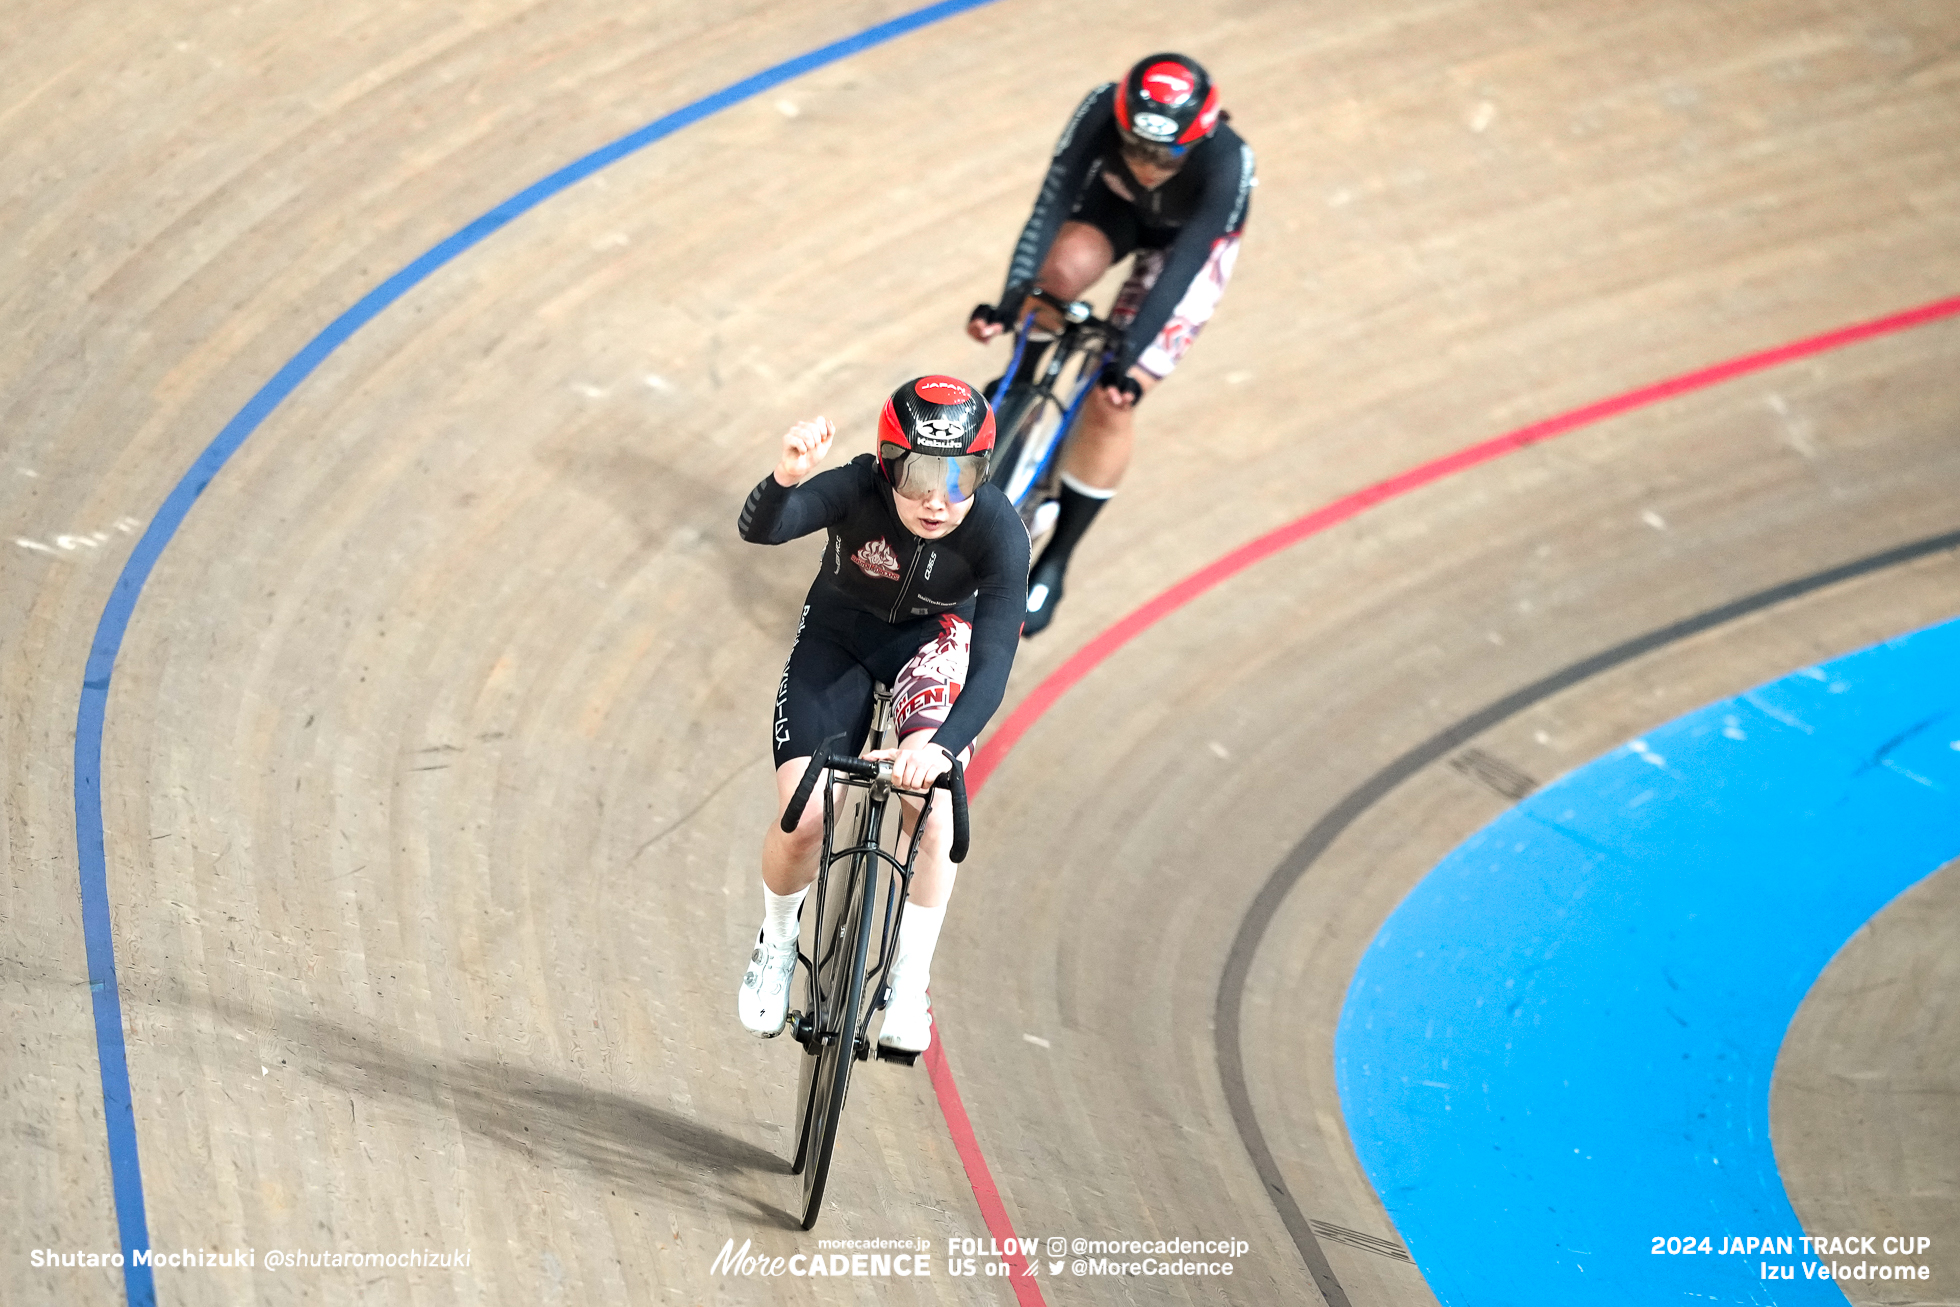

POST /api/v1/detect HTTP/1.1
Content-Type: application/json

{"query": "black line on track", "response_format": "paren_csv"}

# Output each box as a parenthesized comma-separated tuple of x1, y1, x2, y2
(1214, 527, 1960, 1304)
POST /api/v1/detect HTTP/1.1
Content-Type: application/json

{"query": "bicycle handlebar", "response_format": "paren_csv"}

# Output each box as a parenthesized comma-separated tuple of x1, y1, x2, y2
(780, 751, 971, 864)
(1025, 287, 1118, 335)
(981, 287, 1117, 337)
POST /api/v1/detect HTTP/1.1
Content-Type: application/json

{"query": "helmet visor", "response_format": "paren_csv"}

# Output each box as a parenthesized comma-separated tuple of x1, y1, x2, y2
(883, 444, 989, 503)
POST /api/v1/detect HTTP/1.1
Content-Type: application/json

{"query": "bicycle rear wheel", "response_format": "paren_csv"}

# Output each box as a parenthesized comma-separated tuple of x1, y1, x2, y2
(798, 844, 875, 1228)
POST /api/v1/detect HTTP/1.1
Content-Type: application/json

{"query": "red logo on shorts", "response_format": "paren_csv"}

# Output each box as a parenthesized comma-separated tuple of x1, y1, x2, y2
(1141, 63, 1195, 106)
(894, 615, 970, 729)
(852, 537, 901, 581)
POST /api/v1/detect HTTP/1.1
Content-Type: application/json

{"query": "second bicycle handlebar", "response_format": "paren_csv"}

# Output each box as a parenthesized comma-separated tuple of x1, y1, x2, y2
(979, 287, 1118, 336)
(780, 751, 971, 864)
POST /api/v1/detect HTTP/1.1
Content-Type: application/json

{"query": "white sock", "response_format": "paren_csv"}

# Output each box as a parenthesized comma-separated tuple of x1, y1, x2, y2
(1058, 471, 1118, 499)
(891, 902, 948, 997)
(762, 885, 808, 944)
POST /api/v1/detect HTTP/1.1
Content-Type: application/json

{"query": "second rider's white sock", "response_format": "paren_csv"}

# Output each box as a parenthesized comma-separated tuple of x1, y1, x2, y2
(762, 885, 809, 944)
(891, 901, 948, 999)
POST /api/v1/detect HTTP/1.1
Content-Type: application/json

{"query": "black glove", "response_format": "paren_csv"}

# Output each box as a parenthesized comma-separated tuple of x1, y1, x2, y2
(1097, 363, 1143, 404)
(970, 302, 1011, 330)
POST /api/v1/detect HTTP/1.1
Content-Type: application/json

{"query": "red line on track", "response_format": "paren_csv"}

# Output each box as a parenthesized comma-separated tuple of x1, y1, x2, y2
(925, 294, 1960, 1298)
(923, 1035, 1042, 1302)
(966, 293, 1960, 794)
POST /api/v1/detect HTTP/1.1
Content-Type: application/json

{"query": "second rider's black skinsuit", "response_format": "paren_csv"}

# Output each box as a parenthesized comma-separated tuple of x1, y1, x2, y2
(740, 454, 1031, 765)
(1001, 82, 1255, 376)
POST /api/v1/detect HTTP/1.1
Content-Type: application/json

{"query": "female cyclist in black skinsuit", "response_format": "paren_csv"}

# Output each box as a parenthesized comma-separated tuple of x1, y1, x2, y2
(734, 376, 1029, 1054)
(969, 52, 1255, 635)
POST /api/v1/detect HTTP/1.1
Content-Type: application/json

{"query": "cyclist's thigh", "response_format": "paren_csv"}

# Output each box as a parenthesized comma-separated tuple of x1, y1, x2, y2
(1066, 182, 1143, 263)
(1113, 232, 1243, 381)
(885, 615, 975, 769)
(773, 618, 877, 771)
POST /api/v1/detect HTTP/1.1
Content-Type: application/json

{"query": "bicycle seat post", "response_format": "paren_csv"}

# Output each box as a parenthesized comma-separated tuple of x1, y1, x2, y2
(868, 682, 895, 798)
(868, 682, 894, 752)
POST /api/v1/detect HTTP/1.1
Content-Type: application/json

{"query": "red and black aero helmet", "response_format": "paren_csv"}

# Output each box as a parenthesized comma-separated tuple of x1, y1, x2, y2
(877, 376, 995, 503)
(1115, 53, 1221, 162)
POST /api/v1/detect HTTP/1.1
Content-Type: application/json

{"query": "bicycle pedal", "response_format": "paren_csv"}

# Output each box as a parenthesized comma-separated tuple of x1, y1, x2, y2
(873, 1045, 919, 1067)
(789, 1011, 812, 1048)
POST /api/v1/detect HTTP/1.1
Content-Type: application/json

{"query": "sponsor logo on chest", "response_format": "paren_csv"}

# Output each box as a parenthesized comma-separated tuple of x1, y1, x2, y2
(852, 536, 901, 581)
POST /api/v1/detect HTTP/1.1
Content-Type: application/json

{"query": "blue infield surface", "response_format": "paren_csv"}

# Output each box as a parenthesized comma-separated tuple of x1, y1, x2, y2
(1338, 616, 1960, 1305)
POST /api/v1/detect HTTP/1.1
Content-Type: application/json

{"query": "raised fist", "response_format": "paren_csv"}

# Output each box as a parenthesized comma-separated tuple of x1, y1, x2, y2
(775, 416, 835, 485)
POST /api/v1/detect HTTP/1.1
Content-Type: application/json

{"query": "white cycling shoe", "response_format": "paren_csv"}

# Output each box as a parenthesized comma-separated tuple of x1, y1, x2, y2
(738, 931, 800, 1038)
(877, 983, 933, 1054)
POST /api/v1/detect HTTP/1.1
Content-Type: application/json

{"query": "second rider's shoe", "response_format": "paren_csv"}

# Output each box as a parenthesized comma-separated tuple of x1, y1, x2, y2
(877, 985, 933, 1054)
(738, 931, 800, 1037)
(1021, 556, 1066, 638)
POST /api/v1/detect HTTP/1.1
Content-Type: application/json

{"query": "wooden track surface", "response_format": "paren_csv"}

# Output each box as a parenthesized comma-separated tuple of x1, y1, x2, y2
(4, 1, 1956, 1303)
(1775, 857, 1960, 1307)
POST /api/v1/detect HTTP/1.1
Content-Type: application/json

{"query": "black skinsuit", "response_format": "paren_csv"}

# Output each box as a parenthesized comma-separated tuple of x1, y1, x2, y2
(1000, 82, 1255, 376)
(739, 455, 1031, 764)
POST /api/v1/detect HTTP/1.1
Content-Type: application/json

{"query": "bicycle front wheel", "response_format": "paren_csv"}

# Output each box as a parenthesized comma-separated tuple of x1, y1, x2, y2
(789, 976, 821, 1175)
(798, 847, 874, 1228)
(789, 847, 851, 1176)
(989, 382, 1070, 527)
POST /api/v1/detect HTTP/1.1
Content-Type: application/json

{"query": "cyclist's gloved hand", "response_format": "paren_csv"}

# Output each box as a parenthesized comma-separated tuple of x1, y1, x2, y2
(1098, 363, 1144, 408)
(968, 301, 1010, 343)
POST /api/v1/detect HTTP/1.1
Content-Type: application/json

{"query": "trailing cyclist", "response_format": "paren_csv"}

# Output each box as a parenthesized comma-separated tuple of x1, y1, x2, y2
(734, 377, 1029, 1054)
(969, 52, 1254, 636)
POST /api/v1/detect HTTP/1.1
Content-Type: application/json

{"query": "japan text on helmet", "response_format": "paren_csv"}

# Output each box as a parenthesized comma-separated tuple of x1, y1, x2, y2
(877, 376, 995, 503)
(1115, 53, 1221, 164)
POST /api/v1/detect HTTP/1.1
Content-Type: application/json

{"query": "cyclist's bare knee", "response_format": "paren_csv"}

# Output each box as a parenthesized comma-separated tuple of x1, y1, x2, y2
(910, 795, 953, 846)
(910, 824, 957, 908)
(897, 781, 953, 840)
(1034, 221, 1115, 304)
(894, 773, 956, 900)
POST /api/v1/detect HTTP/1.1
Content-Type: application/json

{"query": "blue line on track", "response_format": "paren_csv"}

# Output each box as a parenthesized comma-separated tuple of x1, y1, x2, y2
(1336, 617, 1960, 1305)
(69, 3, 997, 1302)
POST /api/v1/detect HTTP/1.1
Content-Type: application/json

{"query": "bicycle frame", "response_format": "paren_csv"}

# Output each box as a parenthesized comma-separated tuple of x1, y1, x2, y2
(782, 686, 969, 1227)
(988, 292, 1119, 518)
(802, 739, 937, 1061)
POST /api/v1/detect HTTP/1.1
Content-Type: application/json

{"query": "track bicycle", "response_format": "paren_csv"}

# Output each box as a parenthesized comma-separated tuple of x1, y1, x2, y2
(779, 683, 969, 1230)
(983, 288, 1123, 544)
